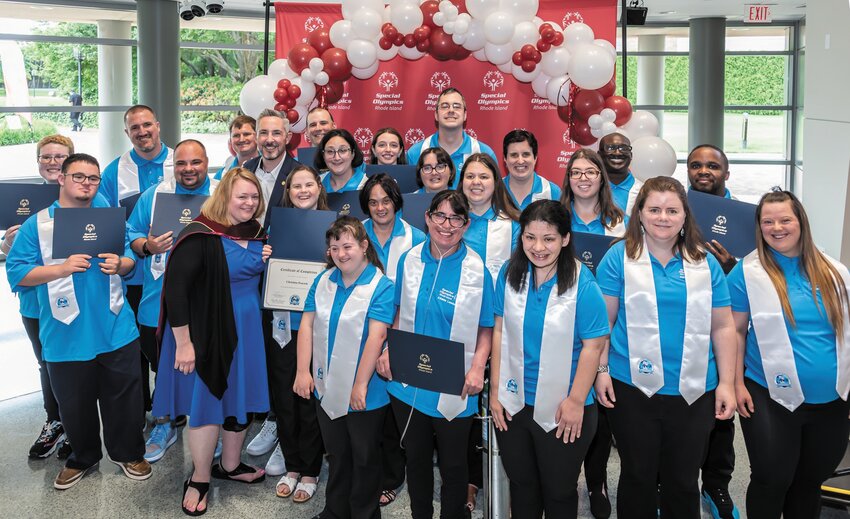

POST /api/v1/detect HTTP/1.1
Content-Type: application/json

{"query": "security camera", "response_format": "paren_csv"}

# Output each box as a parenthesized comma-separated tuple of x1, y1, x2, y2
(206, 0, 224, 14)
(189, 0, 207, 18)
(178, 1, 194, 21)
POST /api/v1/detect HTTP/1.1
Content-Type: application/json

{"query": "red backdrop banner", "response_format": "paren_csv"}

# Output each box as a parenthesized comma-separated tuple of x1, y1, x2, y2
(275, 1, 617, 186)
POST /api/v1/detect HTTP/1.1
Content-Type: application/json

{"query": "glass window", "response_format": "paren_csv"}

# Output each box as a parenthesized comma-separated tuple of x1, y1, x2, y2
(725, 26, 790, 51)
(180, 48, 262, 106)
(724, 55, 789, 106)
(722, 110, 789, 156)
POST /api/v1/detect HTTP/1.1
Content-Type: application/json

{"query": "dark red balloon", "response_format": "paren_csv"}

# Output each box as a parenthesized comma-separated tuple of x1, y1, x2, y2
(284, 97, 297, 109)
(287, 43, 319, 74)
(273, 88, 288, 103)
(551, 32, 564, 46)
(420, 26, 431, 39)
(532, 49, 542, 63)
(394, 33, 405, 46)
(557, 103, 571, 124)
(286, 131, 301, 152)
(454, 47, 471, 60)
(287, 84, 301, 99)
(420, 0, 440, 29)
(542, 29, 556, 43)
(429, 28, 457, 61)
(512, 51, 523, 66)
(404, 34, 416, 48)
(413, 27, 427, 43)
(570, 118, 597, 146)
(573, 89, 606, 120)
(307, 29, 333, 56)
(274, 103, 287, 112)
(321, 47, 352, 82)
(379, 37, 393, 50)
(596, 78, 616, 98)
(385, 25, 398, 40)
(538, 23, 553, 35)
(536, 39, 551, 53)
(604, 95, 633, 126)
(323, 81, 346, 105)
(286, 109, 299, 124)
(277, 79, 291, 90)
(521, 60, 536, 73)
(520, 44, 536, 61)
(416, 40, 430, 52)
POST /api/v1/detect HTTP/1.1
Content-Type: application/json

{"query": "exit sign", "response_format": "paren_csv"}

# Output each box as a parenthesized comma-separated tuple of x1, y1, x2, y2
(745, 4, 773, 23)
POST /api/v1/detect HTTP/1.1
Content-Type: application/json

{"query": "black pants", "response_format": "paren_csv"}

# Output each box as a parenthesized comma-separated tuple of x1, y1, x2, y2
(22, 316, 61, 423)
(263, 326, 323, 477)
(467, 414, 483, 489)
(583, 402, 611, 491)
(701, 416, 735, 489)
(125, 284, 149, 414)
(607, 379, 716, 519)
(317, 403, 386, 519)
(381, 403, 406, 491)
(496, 404, 597, 519)
(741, 379, 850, 519)
(46, 340, 145, 469)
(391, 396, 473, 519)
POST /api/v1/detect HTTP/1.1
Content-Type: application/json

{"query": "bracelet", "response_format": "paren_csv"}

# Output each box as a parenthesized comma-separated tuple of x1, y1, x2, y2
(142, 240, 152, 257)
(597, 365, 609, 374)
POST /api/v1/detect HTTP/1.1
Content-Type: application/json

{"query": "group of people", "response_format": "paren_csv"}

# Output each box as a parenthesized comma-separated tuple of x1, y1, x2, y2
(1, 85, 848, 519)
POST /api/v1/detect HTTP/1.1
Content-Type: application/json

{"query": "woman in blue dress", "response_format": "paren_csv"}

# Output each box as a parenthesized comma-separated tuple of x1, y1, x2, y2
(152, 168, 269, 516)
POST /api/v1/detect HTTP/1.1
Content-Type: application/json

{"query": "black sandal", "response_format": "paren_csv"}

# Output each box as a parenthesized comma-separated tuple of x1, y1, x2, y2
(379, 489, 397, 507)
(211, 461, 266, 484)
(182, 479, 210, 516)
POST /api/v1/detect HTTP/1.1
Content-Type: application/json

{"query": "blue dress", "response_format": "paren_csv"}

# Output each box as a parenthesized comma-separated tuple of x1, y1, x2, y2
(152, 238, 270, 426)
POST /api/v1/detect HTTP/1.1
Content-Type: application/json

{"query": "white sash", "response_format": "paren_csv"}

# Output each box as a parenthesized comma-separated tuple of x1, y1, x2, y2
(623, 243, 712, 403)
(624, 177, 643, 215)
(272, 311, 292, 347)
(531, 177, 552, 203)
(743, 251, 850, 410)
(485, 214, 513, 287)
(36, 208, 123, 324)
(604, 219, 626, 238)
(313, 268, 383, 419)
(499, 262, 580, 432)
(117, 147, 175, 202)
(399, 243, 485, 420)
(356, 174, 368, 190)
(385, 219, 414, 283)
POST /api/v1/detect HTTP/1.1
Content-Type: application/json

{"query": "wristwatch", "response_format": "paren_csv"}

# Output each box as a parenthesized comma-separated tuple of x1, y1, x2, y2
(142, 240, 153, 257)
(597, 365, 609, 374)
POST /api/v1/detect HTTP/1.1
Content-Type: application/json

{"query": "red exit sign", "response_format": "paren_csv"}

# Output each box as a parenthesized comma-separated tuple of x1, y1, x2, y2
(745, 4, 773, 23)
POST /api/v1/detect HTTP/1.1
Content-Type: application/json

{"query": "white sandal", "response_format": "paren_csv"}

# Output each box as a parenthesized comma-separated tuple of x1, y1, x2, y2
(292, 479, 318, 503)
(275, 474, 298, 498)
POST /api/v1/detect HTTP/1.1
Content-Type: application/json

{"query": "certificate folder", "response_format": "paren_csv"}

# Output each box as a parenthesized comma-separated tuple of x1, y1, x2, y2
(571, 232, 617, 275)
(267, 207, 337, 262)
(387, 328, 465, 396)
(150, 193, 209, 237)
(119, 193, 141, 220)
(0, 183, 59, 229)
(688, 190, 757, 258)
(401, 192, 436, 232)
(52, 207, 126, 257)
(365, 164, 419, 194)
(327, 190, 368, 222)
(297, 147, 319, 168)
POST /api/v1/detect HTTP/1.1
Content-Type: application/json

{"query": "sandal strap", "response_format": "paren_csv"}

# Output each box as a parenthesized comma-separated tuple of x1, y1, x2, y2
(186, 479, 210, 498)
(295, 481, 318, 496)
(219, 462, 260, 477)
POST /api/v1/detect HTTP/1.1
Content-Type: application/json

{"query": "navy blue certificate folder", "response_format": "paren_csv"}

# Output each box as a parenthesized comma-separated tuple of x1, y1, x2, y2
(296, 147, 319, 169)
(401, 192, 436, 232)
(387, 328, 465, 396)
(267, 207, 337, 262)
(327, 190, 368, 221)
(365, 164, 419, 194)
(0, 183, 59, 229)
(688, 190, 757, 258)
(119, 193, 141, 220)
(571, 232, 617, 275)
(150, 193, 209, 237)
(53, 207, 126, 257)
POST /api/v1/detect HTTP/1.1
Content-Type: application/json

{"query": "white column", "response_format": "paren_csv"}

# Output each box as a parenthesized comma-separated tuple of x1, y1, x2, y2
(637, 35, 665, 136)
(97, 20, 132, 165)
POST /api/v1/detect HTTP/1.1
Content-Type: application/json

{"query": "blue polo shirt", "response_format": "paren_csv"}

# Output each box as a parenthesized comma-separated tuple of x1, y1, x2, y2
(99, 144, 171, 208)
(609, 172, 638, 213)
(596, 240, 730, 395)
(127, 177, 213, 327)
(304, 263, 395, 412)
(504, 173, 562, 210)
(6, 201, 139, 362)
(494, 264, 609, 406)
(387, 240, 495, 418)
(463, 208, 520, 265)
(728, 250, 840, 404)
(406, 132, 498, 190)
(321, 163, 367, 194)
(570, 205, 629, 235)
(363, 214, 426, 275)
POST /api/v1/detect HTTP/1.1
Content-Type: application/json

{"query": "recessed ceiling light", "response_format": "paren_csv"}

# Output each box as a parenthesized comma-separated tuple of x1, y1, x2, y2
(659, 10, 676, 14)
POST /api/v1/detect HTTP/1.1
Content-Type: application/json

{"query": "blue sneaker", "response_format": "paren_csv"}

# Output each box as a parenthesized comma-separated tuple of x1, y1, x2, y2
(702, 487, 740, 519)
(144, 422, 177, 463)
(213, 436, 223, 459)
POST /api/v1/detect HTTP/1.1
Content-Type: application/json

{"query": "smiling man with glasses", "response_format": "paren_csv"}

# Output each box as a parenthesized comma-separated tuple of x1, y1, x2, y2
(598, 133, 642, 215)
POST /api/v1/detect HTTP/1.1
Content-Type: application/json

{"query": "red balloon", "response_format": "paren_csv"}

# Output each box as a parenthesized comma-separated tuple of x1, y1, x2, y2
(379, 37, 393, 50)
(538, 23, 553, 35)
(416, 40, 430, 52)
(512, 51, 523, 66)
(287, 84, 301, 99)
(557, 103, 570, 124)
(413, 26, 427, 43)
(394, 33, 405, 46)
(323, 81, 346, 105)
(521, 60, 536, 73)
(404, 34, 416, 48)
(454, 47, 471, 60)
(307, 29, 333, 56)
(287, 43, 319, 74)
(321, 47, 352, 82)
(570, 118, 597, 146)
(284, 97, 297, 109)
(520, 44, 536, 61)
(420, 26, 431, 39)
(532, 50, 542, 63)
(286, 131, 301, 152)
(596, 78, 616, 98)
(429, 28, 457, 61)
(551, 32, 564, 46)
(277, 79, 291, 90)
(274, 103, 287, 112)
(273, 88, 288, 103)
(420, 0, 440, 29)
(573, 89, 606, 120)
(286, 109, 299, 124)
(536, 39, 551, 53)
(385, 25, 398, 40)
(605, 95, 634, 126)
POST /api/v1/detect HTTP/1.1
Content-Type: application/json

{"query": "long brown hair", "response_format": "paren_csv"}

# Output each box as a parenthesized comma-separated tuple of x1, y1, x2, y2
(459, 153, 520, 221)
(282, 165, 329, 210)
(324, 216, 385, 273)
(755, 190, 849, 336)
(622, 176, 706, 262)
(560, 148, 624, 231)
(201, 167, 265, 226)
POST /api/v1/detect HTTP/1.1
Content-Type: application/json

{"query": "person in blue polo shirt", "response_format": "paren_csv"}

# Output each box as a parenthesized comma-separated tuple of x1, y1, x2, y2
(370, 127, 408, 166)
(729, 190, 850, 519)
(6, 153, 149, 490)
(406, 87, 497, 189)
(502, 130, 561, 210)
(598, 133, 641, 215)
(293, 216, 395, 518)
(214, 115, 258, 179)
(594, 177, 737, 519)
(490, 200, 609, 519)
(377, 189, 494, 519)
(315, 129, 367, 193)
(414, 147, 455, 194)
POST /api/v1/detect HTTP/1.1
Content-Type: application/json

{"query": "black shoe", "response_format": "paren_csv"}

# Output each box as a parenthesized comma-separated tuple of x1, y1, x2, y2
(702, 487, 740, 519)
(29, 420, 66, 458)
(56, 438, 72, 460)
(588, 483, 612, 519)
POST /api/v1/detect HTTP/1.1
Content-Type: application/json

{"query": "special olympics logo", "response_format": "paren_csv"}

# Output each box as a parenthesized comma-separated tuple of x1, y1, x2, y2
(582, 250, 592, 261)
(466, 128, 478, 140)
(405, 128, 425, 146)
(715, 215, 727, 226)
(483, 71, 504, 92)
(562, 11, 584, 27)
(419, 354, 431, 365)
(304, 17, 325, 32)
(182, 209, 192, 217)
(562, 129, 577, 148)
(85, 223, 95, 233)
(354, 127, 374, 151)
(377, 72, 399, 92)
(19, 198, 29, 208)
(430, 72, 452, 91)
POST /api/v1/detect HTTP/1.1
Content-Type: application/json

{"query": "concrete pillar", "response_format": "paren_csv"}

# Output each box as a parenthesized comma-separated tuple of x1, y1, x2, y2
(688, 17, 725, 149)
(97, 20, 132, 165)
(136, 0, 180, 146)
(637, 34, 665, 136)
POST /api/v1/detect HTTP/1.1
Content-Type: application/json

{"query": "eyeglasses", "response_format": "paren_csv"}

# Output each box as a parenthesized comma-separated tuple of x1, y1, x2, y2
(428, 211, 467, 228)
(569, 169, 601, 180)
(438, 102, 464, 112)
(323, 147, 351, 158)
(420, 163, 449, 174)
(368, 197, 393, 208)
(375, 141, 400, 150)
(602, 144, 632, 153)
(38, 154, 69, 164)
(65, 173, 102, 185)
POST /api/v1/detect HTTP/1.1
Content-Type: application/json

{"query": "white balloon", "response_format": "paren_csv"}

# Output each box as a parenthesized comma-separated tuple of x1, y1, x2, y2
(600, 108, 616, 123)
(329, 20, 355, 50)
(591, 127, 604, 138)
(239, 75, 277, 119)
(391, 3, 423, 34)
(300, 69, 315, 82)
(546, 75, 570, 106)
(296, 80, 316, 105)
(353, 8, 383, 40)
(462, 19, 487, 51)
(498, 60, 513, 73)
(630, 136, 678, 181)
(532, 16, 543, 28)
(484, 41, 513, 65)
(377, 43, 400, 61)
(511, 62, 540, 82)
(383, 5, 392, 23)
(466, 0, 499, 20)
(563, 22, 595, 51)
(452, 32, 468, 45)
(510, 21, 539, 49)
(341, 0, 384, 19)
(457, 13, 472, 24)
(531, 72, 551, 98)
(540, 46, 570, 77)
(346, 39, 378, 69)
(443, 21, 455, 34)
(267, 59, 292, 80)
(314, 71, 330, 86)
(472, 48, 489, 61)
(291, 103, 309, 133)
(309, 57, 324, 74)
(352, 61, 380, 79)
(568, 43, 615, 90)
(594, 39, 617, 61)
(622, 110, 660, 139)
(455, 19, 469, 34)
(398, 45, 426, 60)
(484, 11, 515, 45)
(388, 0, 414, 8)
(588, 114, 603, 129)
(498, 0, 538, 22)
(601, 121, 618, 134)
(434, 12, 446, 26)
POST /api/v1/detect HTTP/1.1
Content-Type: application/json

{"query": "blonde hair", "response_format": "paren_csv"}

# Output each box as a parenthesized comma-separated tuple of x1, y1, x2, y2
(201, 167, 266, 226)
(36, 134, 74, 156)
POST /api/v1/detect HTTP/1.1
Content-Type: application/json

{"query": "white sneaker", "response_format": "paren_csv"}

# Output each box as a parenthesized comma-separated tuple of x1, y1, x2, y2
(246, 418, 278, 456)
(265, 443, 286, 476)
